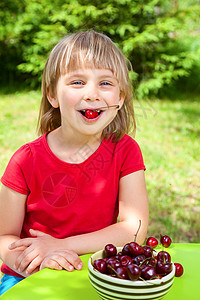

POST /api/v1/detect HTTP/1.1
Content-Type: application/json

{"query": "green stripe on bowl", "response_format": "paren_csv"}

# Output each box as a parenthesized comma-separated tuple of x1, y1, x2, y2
(89, 276, 173, 299)
(97, 289, 166, 300)
(89, 274, 174, 294)
(88, 269, 174, 291)
(92, 281, 172, 300)
(88, 248, 175, 300)
(97, 289, 165, 300)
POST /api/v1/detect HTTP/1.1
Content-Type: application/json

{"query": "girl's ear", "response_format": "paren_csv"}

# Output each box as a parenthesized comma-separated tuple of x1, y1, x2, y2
(118, 92, 125, 110)
(47, 89, 59, 108)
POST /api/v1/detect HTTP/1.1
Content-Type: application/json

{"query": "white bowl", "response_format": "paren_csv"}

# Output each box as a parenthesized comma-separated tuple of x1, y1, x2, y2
(88, 247, 175, 300)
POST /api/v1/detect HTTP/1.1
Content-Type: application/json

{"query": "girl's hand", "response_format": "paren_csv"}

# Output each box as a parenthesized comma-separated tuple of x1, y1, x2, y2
(40, 250, 83, 272)
(8, 229, 62, 275)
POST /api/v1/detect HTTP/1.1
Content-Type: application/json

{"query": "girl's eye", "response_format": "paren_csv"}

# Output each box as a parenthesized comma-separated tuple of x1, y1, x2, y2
(71, 81, 84, 85)
(100, 81, 112, 86)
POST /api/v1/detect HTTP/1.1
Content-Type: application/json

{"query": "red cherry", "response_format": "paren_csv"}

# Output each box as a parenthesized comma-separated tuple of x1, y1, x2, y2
(85, 110, 98, 119)
(146, 237, 158, 249)
(174, 263, 184, 277)
(141, 265, 156, 280)
(104, 244, 117, 258)
(93, 259, 107, 274)
(115, 267, 129, 279)
(106, 258, 121, 274)
(129, 242, 144, 256)
(122, 243, 131, 256)
(156, 261, 172, 275)
(120, 255, 133, 267)
(157, 251, 171, 263)
(132, 255, 146, 266)
(127, 264, 141, 280)
(160, 234, 172, 248)
(143, 245, 153, 258)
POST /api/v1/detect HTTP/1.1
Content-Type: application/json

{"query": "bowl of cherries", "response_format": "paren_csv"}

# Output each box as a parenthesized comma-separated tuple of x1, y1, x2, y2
(88, 234, 183, 300)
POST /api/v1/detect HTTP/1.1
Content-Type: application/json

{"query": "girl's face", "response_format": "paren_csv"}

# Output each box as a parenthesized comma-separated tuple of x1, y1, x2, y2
(47, 67, 124, 139)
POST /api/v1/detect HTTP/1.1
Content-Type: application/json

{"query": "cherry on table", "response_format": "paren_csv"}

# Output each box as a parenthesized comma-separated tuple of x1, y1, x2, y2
(160, 234, 172, 248)
(174, 263, 184, 277)
(146, 237, 158, 249)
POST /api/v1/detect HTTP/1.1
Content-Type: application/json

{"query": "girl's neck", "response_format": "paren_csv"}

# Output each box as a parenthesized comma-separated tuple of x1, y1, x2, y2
(47, 127, 102, 164)
(59, 126, 102, 147)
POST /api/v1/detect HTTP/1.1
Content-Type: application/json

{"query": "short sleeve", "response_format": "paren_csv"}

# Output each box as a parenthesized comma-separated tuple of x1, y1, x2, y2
(118, 136, 146, 178)
(1, 144, 33, 195)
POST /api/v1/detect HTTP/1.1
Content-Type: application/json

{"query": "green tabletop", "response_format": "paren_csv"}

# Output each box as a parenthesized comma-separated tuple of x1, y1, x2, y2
(1, 243, 200, 300)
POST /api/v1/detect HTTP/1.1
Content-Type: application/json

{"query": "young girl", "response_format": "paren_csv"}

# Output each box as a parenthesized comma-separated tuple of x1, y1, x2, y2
(0, 30, 149, 295)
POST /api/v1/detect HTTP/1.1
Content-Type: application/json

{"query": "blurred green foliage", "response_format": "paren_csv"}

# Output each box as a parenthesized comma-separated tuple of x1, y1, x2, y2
(0, 0, 200, 97)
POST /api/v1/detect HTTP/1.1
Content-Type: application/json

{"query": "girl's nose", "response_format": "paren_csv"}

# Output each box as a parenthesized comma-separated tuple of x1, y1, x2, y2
(83, 95, 101, 101)
(83, 84, 101, 101)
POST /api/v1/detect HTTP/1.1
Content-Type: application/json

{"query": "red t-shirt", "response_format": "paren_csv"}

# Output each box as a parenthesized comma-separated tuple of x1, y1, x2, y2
(1, 132, 145, 277)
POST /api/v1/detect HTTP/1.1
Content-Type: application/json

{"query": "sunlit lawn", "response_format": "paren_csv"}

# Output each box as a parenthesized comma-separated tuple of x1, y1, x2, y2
(0, 91, 199, 246)
(135, 97, 200, 243)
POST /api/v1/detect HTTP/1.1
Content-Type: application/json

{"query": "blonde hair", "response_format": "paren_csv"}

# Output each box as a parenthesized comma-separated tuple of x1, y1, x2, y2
(37, 30, 136, 141)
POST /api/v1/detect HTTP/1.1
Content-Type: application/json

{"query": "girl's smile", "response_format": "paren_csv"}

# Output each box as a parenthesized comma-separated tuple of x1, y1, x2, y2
(47, 68, 124, 139)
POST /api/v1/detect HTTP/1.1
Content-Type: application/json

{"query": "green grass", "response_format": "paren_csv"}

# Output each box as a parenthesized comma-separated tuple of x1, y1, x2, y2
(0, 91, 40, 170)
(0, 91, 199, 244)
(134, 97, 200, 243)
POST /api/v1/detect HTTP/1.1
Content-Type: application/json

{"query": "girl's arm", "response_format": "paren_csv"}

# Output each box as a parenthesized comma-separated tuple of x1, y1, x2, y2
(9, 169, 149, 273)
(0, 185, 32, 277)
(0, 185, 82, 276)
(63, 169, 149, 254)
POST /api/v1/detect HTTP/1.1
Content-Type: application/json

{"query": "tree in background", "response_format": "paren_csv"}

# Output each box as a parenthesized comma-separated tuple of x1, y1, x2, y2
(0, 0, 200, 97)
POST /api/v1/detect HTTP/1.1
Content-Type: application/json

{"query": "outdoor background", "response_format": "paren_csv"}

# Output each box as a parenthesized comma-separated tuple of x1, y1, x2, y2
(0, 0, 199, 260)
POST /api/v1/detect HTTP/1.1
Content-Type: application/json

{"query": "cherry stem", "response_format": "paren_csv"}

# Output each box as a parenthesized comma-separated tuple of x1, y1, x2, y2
(139, 276, 163, 285)
(139, 257, 156, 267)
(97, 104, 120, 110)
(107, 264, 123, 279)
(134, 219, 142, 242)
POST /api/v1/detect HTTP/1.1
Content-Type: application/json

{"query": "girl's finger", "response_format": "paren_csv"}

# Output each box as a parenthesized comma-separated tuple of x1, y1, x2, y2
(56, 250, 83, 271)
(46, 254, 75, 272)
(14, 247, 36, 272)
(40, 258, 63, 271)
(29, 229, 51, 237)
(9, 238, 33, 250)
(25, 255, 43, 275)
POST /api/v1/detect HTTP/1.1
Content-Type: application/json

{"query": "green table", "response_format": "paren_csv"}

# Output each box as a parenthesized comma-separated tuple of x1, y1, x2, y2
(1, 244, 200, 300)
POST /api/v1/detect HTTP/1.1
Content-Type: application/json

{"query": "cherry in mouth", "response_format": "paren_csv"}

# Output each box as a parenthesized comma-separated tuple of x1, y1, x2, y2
(80, 109, 101, 119)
